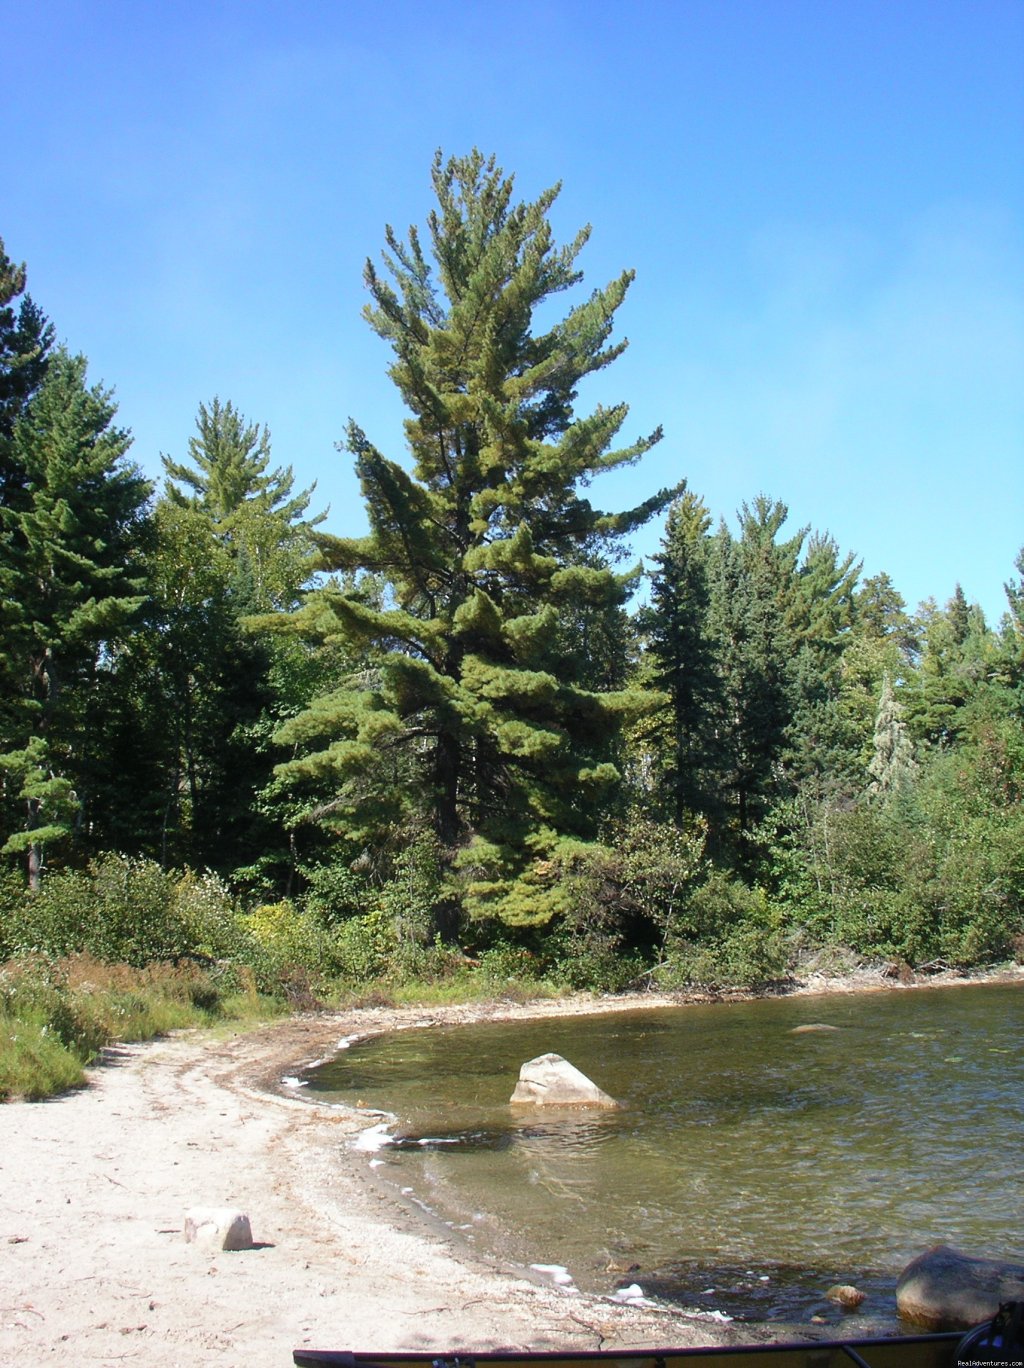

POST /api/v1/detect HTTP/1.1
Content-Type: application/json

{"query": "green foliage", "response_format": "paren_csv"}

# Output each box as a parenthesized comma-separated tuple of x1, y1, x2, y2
(0, 954, 243, 1100)
(635, 488, 717, 822)
(867, 672, 917, 796)
(271, 150, 677, 931)
(162, 396, 322, 614)
(0, 236, 53, 501)
(657, 871, 789, 990)
(2, 198, 1021, 1000)
(0, 349, 151, 884)
(773, 699, 1024, 967)
(4, 854, 243, 966)
(0, 1016, 87, 1099)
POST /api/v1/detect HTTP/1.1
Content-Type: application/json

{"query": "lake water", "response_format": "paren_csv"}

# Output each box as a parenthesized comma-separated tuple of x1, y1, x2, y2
(301, 984, 1024, 1329)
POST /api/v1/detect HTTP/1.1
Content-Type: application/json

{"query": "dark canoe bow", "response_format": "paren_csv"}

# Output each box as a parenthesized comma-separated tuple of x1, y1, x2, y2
(292, 1335, 966, 1368)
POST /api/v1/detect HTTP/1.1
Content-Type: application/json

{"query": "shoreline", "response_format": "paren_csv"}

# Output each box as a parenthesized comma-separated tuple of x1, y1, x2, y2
(1, 967, 1019, 1365)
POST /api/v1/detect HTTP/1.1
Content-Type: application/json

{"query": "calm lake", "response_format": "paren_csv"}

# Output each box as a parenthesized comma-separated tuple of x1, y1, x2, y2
(301, 983, 1023, 1328)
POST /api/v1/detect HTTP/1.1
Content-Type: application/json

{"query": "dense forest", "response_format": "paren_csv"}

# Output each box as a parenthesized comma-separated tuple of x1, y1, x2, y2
(2, 151, 1022, 1014)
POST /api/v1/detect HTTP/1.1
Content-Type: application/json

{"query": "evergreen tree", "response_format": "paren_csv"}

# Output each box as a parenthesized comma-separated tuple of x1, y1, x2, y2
(87, 397, 328, 874)
(838, 572, 917, 773)
(703, 500, 801, 845)
(274, 150, 678, 929)
(909, 590, 993, 747)
(1004, 548, 1024, 639)
(636, 487, 718, 823)
(162, 397, 321, 612)
(0, 240, 55, 733)
(0, 349, 150, 885)
(785, 530, 861, 790)
(997, 547, 1024, 701)
(0, 237, 54, 509)
(866, 671, 917, 796)
(853, 572, 919, 658)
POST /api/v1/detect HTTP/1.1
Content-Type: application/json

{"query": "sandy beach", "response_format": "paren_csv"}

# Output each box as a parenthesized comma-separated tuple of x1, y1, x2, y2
(1, 973, 1019, 1366)
(0, 996, 759, 1367)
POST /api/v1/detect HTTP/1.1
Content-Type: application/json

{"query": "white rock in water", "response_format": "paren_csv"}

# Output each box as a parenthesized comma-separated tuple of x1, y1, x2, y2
(509, 1053, 619, 1108)
(184, 1207, 254, 1251)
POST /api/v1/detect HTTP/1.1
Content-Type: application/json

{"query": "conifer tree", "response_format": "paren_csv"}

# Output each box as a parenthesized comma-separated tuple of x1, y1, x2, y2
(703, 501, 801, 842)
(0, 237, 54, 509)
(274, 150, 677, 928)
(162, 397, 321, 612)
(867, 671, 917, 796)
(998, 547, 1024, 697)
(909, 590, 993, 746)
(637, 487, 718, 823)
(88, 400, 323, 872)
(785, 531, 861, 789)
(1004, 548, 1024, 639)
(0, 349, 150, 885)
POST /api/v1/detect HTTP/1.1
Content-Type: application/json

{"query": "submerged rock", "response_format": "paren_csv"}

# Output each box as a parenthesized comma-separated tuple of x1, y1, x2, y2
(509, 1053, 619, 1109)
(896, 1244, 1024, 1330)
(790, 1023, 841, 1034)
(388, 1129, 512, 1152)
(826, 1283, 866, 1308)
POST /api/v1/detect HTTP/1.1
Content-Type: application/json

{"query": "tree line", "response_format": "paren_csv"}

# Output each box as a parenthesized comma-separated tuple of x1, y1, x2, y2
(2, 150, 1022, 990)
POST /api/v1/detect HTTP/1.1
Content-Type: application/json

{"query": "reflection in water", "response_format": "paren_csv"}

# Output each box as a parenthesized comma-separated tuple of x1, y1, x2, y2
(303, 984, 1024, 1326)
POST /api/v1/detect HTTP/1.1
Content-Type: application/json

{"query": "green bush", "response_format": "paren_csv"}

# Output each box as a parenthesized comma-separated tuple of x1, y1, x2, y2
(4, 855, 245, 967)
(299, 862, 369, 925)
(658, 922, 789, 992)
(658, 872, 789, 991)
(476, 943, 543, 987)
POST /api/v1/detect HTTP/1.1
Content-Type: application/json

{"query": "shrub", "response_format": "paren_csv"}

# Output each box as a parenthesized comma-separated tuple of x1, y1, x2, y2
(4, 855, 244, 967)
(658, 872, 790, 991)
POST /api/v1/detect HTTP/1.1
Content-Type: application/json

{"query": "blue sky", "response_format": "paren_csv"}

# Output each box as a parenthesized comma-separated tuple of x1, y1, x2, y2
(3, 0, 1022, 624)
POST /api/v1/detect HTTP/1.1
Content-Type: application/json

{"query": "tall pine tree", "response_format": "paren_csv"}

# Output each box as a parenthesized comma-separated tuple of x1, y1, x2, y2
(636, 487, 718, 824)
(274, 150, 678, 928)
(0, 237, 54, 509)
(0, 349, 150, 885)
(162, 396, 322, 612)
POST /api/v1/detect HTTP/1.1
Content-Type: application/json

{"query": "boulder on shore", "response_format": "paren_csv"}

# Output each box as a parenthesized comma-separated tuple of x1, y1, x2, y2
(184, 1207, 254, 1252)
(509, 1053, 619, 1109)
(896, 1244, 1024, 1330)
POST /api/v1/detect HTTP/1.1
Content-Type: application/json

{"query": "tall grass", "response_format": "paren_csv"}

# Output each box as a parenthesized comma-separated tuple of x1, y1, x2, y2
(0, 954, 268, 1101)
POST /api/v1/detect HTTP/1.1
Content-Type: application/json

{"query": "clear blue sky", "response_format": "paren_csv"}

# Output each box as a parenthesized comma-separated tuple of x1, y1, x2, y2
(3, 0, 1022, 624)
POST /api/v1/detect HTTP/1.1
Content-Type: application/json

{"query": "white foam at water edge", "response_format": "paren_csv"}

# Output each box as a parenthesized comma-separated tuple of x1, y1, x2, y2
(416, 1136, 461, 1145)
(351, 1122, 394, 1152)
(280, 1076, 307, 1088)
(336, 1034, 364, 1049)
(609, 1283, 646, 1303)
(530, 1264, 576, 1287)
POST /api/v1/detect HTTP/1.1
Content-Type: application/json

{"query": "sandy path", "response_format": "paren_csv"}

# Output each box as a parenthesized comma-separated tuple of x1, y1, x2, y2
(0, 1002, 746, 1367)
